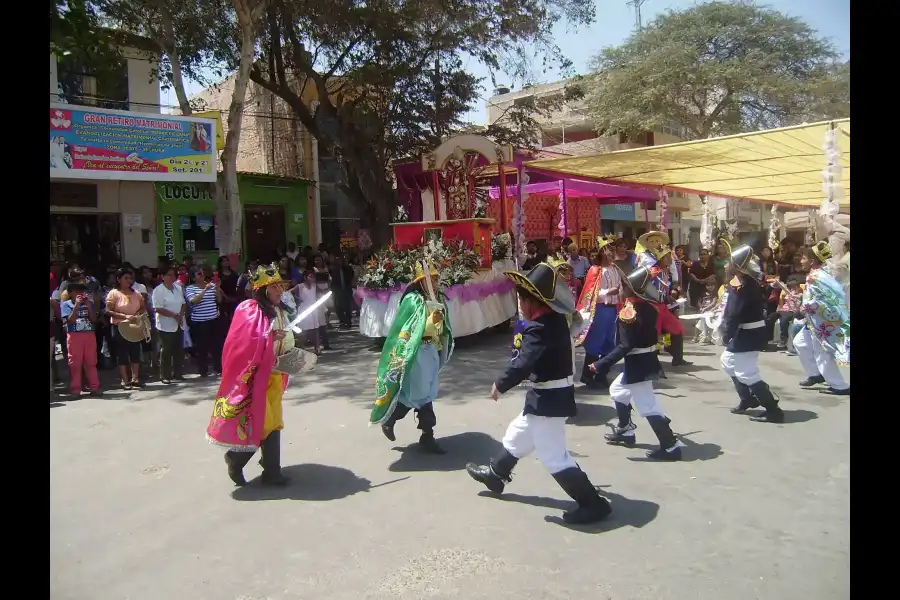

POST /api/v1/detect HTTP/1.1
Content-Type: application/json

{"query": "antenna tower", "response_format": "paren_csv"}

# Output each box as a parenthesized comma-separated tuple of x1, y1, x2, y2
(626, 0, 648, 31)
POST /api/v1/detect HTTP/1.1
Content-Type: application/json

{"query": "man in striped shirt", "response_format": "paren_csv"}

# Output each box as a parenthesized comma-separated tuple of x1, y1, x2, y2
(185, 266, 225, 377)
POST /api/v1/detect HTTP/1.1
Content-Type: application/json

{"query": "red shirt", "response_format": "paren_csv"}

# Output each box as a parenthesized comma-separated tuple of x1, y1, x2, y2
(50, 272, 59, 295)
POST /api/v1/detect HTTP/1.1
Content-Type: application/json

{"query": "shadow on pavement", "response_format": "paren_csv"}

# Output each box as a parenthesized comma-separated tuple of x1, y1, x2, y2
(745, 408, 819, 424)
(231, 463, 392, 502)
(389, 431, 502, 473)
(476, 487, 660, 533)
(567, 402, 617, 427)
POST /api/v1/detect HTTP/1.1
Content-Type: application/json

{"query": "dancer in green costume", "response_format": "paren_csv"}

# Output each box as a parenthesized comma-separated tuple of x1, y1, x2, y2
(370, 261, 453, 454)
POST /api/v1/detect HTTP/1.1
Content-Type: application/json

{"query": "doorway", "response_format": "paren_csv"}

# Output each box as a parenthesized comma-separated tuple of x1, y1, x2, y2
(244, 205, 287, 263)
(50, 213, 122, 275)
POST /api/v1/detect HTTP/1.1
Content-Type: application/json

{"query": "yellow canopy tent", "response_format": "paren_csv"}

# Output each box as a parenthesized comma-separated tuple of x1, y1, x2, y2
(524, 119, 850, 211)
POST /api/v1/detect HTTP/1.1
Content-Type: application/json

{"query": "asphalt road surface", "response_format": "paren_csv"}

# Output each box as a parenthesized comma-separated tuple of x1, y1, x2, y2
(50, 330, 849, 600)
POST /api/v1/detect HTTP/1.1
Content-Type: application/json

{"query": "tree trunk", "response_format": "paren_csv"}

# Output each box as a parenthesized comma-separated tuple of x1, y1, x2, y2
(217, 0, 267, 256)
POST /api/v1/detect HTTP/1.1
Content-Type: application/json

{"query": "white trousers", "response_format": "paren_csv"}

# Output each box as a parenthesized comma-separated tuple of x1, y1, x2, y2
(720, 350, 763, 385)
(793, 327, 848, 390)
(609, 373, 664, 417)
(502, 413, 578, 475)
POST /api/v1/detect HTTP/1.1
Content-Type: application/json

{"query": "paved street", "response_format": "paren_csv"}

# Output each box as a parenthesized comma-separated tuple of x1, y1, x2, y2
(51, 330, 849, 600)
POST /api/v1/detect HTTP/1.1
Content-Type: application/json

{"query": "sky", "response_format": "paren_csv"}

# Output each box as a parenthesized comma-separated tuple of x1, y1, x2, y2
(162, 0, 850, 125)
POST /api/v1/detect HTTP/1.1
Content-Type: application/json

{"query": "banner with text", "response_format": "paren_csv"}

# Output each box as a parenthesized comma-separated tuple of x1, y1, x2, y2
(50, 104, 217, 182)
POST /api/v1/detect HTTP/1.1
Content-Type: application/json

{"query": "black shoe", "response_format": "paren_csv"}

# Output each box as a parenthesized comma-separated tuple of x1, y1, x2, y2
(668, 335, 692, 367)
(748, 381, 784, 423)
(605, 402, 636, 445)
(799, 375, 826, 387)
(749, 410, 785, 423)
(551, 467, 612, 525)
(260, 431, 289, 485)
(604, 423, 637, 446)
(466, 450, 518, 494)
(819, 387, 850, 396)
(224, 452, 250, 486)
(646, 414, 681, 460)
(381, 423, 396, 442)
(645, 443, 684, 461)
(729, 377, 760, 414)
(418, 433, 447, 455)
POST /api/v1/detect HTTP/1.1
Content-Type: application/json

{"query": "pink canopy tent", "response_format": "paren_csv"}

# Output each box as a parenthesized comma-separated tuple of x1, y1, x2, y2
(488, 178, 659, 239)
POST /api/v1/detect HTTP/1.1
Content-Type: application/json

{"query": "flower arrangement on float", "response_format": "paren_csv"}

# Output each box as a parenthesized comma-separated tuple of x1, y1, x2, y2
(358, 239, 481, 290)
(356, 238, 514, 304)
(491, 232, 511, 261)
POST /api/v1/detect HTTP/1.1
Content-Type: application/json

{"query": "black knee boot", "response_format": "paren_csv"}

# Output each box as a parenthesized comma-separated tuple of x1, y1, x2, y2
(748, 381, 784, 423)
(380, 403, 411, 442)
(580, 354, 598, 386)
(730, 376, 760, 414)
(668, 335, 692, 367)
(466, 448, 519, 494)
(260, 430, 289, 485)
(415, 403, 446, 454)
(551, 467, 613, 525)
(224, 449, 255, 486)
(604, 402, 637, 446)
(645, 415, 682, 461)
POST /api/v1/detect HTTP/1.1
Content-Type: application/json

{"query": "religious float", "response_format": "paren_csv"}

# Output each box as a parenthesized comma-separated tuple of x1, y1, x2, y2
(356, 135, 519, 338)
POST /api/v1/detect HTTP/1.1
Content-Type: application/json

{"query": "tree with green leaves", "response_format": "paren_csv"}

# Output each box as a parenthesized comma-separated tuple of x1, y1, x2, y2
(586, 1, 849, 140)
(94, 0, 267, 255)
(248, 0, 595, 246)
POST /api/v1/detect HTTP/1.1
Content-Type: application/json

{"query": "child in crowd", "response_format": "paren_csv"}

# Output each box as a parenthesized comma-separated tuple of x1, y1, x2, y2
(692, 281, 720, 345)
(776, 276, 804, 352)
(59, 281, 102, 397)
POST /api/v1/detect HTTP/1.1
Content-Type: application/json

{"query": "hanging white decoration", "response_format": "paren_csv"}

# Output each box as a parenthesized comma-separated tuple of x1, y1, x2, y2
(657, 188, 669, 231)
(805, 209, 817, 245)
(820, 126, 842, 218)
(513, 170, 529, 261)
(768, 204, 780, 250)
(699, 198, 713, 249)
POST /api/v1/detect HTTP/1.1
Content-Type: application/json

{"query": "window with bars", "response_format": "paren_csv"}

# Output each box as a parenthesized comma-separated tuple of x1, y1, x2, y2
(56, 54, 129, 110)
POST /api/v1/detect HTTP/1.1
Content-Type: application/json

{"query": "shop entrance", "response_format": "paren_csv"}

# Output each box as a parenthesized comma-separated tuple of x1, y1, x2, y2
(49, 213, 121, 276)
(244, 205, 286, 263)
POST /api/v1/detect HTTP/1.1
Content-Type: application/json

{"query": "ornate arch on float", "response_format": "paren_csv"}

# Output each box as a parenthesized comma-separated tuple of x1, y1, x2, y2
(421, 134, 514, 226)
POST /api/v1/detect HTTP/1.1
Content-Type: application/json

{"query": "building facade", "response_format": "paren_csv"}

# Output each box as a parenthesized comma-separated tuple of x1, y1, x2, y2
(155, 174, 312, 266)
(50, 38, 164, 273)
(486, 81, 703, 252)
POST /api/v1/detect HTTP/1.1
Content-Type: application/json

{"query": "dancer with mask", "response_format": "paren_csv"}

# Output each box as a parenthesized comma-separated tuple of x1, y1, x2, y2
(466, 263, 612, 525)
(371, 261, 453, 454)
(718, 240, 784, 422)
(207, 264, 317, 486)
(793, 242, 850, 395)
(591, 263, 684, 461)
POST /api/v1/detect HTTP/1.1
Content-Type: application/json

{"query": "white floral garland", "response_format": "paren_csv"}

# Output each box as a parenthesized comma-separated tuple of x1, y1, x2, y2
(657, 188, 669, 231)
(513, 170, 529, 262)
(768, 204, 780, 249)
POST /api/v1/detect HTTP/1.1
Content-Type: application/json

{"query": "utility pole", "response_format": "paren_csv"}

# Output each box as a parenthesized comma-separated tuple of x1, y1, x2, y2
(626, 0, 648, 31)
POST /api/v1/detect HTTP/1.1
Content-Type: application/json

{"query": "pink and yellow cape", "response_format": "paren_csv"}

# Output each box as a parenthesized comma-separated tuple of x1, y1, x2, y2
(206, 300, 283, 451)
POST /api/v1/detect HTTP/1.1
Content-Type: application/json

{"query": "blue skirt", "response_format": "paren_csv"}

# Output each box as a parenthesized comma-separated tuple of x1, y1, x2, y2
(583, 304, 617, 357)
(397, 343, 441, 409)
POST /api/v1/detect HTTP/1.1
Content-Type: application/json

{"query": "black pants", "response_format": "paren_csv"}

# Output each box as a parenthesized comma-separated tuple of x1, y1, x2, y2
(334, 290, 353, 327)
(777, 311, 795, 345)
(384, 402, 437, 434)
(318, 325, 331, 349)
(158, 330, 185, 379)
(764, 299, 779, 342)
(191, 317, 223, 375)
(111, 325, 142, 365)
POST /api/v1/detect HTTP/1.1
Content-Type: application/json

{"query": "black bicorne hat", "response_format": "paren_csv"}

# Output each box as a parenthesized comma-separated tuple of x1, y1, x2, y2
(504, 262, 576, 314)
(722, 238, 762, 279)
(614, 262, 665, 304)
